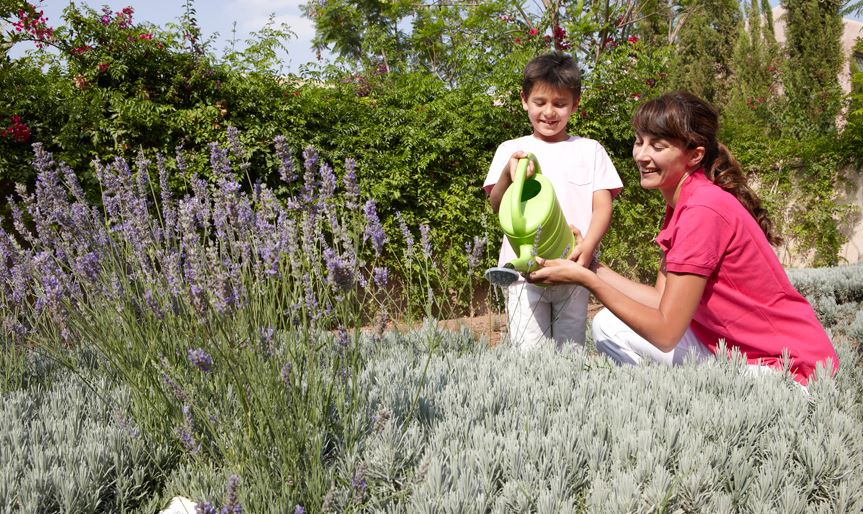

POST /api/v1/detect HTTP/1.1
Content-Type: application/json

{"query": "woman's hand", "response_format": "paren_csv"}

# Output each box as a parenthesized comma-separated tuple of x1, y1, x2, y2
(527, 257, 593, 286)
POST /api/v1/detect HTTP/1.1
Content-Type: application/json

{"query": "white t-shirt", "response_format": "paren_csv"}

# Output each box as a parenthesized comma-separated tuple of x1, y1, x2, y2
(483, 135, 623, 267)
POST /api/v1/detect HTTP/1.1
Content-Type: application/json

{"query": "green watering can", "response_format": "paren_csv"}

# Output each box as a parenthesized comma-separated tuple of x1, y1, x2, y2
(484, 153, 575, 287)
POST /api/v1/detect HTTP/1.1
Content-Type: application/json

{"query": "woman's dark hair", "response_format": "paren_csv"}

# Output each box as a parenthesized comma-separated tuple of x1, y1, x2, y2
(522, 53, 581, 101)
(632, 90, 782, 246)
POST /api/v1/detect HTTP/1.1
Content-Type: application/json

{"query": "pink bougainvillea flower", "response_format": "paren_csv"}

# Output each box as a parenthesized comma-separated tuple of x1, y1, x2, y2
(98, 63, 110, 73)
(528, 27, 539, 36)
(627, 35, 639, 44)
(139, 33, 152, 40)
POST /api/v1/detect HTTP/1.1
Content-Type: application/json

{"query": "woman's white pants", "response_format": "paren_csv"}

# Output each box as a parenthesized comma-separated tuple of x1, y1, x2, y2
(591, 307, 713, 365)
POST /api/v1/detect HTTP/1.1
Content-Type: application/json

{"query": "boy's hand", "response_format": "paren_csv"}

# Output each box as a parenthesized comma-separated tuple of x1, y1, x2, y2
(567, 225, 596, 268)
(507, 151, 536, 181)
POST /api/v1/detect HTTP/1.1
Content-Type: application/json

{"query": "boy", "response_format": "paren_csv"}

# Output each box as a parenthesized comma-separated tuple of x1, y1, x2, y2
(484, 52, 623, 351)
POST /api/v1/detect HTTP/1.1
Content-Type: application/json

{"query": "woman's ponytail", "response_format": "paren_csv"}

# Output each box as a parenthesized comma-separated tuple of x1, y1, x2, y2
(707, 144, 783, 246)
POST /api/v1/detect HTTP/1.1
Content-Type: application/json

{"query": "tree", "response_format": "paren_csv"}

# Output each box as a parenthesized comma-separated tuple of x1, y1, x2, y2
(722, 0, 782, 139)
(781, 0, 844, 135)
(303, 0, 680, 90)
(666, 0, 741, 105)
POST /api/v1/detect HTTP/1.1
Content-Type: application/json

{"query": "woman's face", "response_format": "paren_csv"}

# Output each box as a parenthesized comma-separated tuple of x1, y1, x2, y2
(632, 132, 704, 205)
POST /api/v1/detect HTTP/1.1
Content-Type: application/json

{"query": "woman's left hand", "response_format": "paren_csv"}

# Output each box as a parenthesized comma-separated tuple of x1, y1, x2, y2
(527, 257, 592, 286)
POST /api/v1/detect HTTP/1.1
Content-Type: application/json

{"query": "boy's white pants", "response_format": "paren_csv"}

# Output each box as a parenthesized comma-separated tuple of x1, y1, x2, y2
(506, 281, 590, 351)
(591, 307, 713, 365)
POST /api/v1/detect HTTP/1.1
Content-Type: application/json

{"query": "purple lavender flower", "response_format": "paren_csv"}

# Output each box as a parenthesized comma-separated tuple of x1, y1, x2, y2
(157, 153, 176, 245)
(222, 474, 243, 514)
(134, 150, 151, 201)
(419, 224, 432, 259)
(301, 146, 319, 206)
(336, 326, 349, 348)
(302, 146, 319, 173)
(396, 212, 414, 259)
(209, 142, 232, 180)
(531, 224, 544, 256)
(59, 162, 87, 204)
(176, 404, 200, 454)
(319, 162, 337, 203)
(259, 327, 274, 344)
(196, 502, 218, 514)
(274, 135, 297, 183)
(372, 266, 388, 287)
(363, 200, 387, 257)
(322, 246, 357, 292)
(343, 158, 359, 209)
(33, 251, 67, 312)
(226, 126, 245, 162)
(294, 506, 305, 514)
(73, 251, 101, 283)
(188, 347, 214, 372)
(466, 235, 487, 273)
(175, 146, 189, 174)
(351, 464, 368, 504)
(281, 362, 292, 388)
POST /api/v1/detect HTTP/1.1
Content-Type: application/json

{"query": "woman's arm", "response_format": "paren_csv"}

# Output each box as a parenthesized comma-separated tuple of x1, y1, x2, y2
(529, 259, 706, 351)
(592, 259, 664, 308)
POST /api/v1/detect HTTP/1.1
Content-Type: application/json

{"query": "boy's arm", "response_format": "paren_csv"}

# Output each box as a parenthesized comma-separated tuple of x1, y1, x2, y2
(487, 168, 512, 213)
(572, 188, 613, 266)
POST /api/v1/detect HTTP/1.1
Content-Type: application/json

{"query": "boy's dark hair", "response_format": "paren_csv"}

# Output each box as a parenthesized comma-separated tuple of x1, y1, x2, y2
(522, 53, 581, 100)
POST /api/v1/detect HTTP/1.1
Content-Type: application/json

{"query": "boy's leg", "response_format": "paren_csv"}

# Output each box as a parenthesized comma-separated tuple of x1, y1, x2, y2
(506, 281, 552, 351)
(591, 308, 712, 365)
(549, 284, 589, 348)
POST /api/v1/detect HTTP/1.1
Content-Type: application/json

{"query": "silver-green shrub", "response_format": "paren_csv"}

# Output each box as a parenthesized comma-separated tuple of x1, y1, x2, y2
(323, 323, 863, 513)
(787, 263, 863, 343)
(0, 370, 171, 513)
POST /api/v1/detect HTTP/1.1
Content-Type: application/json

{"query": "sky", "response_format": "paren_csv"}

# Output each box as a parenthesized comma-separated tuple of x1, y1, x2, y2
(11, 0, 327, 72)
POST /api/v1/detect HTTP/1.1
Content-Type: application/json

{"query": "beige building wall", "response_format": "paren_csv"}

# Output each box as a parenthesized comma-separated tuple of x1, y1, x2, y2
(771, 7, 862, 265)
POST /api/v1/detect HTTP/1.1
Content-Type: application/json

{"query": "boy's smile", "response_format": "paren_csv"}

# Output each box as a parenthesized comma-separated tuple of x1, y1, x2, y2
(520, 82, 578, 143)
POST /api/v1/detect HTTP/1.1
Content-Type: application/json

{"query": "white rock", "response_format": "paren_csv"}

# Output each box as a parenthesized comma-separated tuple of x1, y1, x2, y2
(159, 496, 198, 514)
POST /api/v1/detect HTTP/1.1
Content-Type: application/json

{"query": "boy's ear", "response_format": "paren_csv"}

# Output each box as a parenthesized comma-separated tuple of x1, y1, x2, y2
(573, 96, 581, 110)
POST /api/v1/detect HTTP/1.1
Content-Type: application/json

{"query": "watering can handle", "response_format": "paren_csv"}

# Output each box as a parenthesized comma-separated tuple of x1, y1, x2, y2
(510, 153, 541, 234)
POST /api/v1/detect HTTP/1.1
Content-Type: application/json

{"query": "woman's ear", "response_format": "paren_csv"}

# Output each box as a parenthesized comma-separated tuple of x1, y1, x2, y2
(689, 146, 706, 168)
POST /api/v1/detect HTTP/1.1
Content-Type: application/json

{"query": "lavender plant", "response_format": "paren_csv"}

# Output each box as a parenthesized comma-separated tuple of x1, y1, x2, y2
(0, 132, 478, 510)
(0, 369, 172, 512)
(332, 327, 863, 513)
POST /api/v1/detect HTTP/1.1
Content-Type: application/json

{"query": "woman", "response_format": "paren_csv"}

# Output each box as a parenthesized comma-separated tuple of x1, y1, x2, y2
(528, 91, 838, 386)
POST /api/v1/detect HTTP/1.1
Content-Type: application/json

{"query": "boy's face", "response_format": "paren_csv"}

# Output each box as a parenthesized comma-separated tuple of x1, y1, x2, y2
(520, 82, 579, 143)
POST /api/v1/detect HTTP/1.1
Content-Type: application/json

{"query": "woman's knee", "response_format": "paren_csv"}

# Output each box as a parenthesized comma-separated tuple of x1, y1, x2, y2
(591, 308, 617, 342)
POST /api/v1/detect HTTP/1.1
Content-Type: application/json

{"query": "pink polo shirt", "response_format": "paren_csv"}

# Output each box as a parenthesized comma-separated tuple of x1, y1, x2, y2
(656, 170, 838, 386)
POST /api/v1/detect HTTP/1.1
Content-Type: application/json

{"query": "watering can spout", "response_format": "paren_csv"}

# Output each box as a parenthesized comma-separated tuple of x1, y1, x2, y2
(509, 244, 536, 273)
